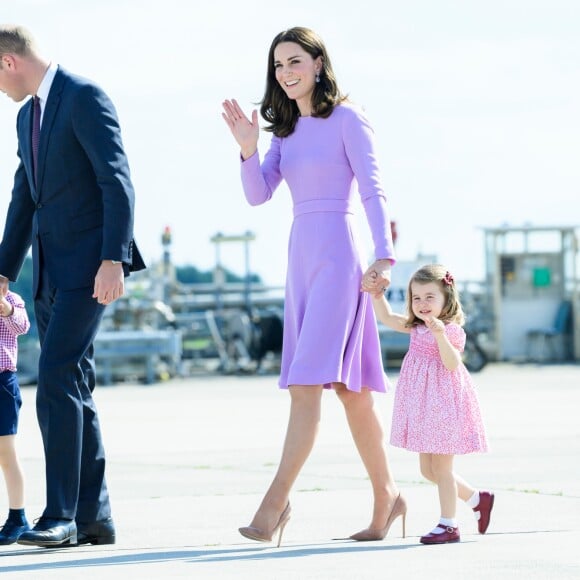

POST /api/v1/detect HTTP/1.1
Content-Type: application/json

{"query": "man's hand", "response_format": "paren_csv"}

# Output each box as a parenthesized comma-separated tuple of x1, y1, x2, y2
(93, 261, 124, 305)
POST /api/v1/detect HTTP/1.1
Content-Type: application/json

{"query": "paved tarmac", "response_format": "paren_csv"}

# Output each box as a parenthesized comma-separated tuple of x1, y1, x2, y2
(1, 362, 579, 579)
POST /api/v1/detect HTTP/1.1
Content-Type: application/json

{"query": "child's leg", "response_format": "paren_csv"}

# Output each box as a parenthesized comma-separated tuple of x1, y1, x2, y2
(419, 453, 436, 483)
(0, 434, 30, 544)
(419, 453, 461, 544)
(421, 453, 494, 536)
(0, 435, 25, 509)
(0, 373, 29, 545)
(421, 453, 477, 499)
(447, 465, 494, 534)
(420, 453, 456, 523)
(454, 473, 477, 502)
(430, 454, 457, 519)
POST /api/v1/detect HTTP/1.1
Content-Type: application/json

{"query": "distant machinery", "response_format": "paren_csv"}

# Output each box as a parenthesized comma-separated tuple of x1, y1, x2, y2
(483, 224, 578, 362)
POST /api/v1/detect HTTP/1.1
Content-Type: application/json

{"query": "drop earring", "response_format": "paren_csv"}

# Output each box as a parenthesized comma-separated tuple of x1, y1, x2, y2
(315, 71, 320, 83)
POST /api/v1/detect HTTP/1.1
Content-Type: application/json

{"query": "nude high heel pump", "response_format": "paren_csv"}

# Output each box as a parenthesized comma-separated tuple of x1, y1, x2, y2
(239, 503, 291, 548)
(349, 493, 407, 541)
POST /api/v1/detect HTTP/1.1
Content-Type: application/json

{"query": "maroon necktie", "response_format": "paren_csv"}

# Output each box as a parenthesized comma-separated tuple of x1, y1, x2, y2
(31, 95, 41, 183)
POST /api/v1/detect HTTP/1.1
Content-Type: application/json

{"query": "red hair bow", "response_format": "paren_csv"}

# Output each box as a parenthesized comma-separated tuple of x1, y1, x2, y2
(443, 271, 454, 286)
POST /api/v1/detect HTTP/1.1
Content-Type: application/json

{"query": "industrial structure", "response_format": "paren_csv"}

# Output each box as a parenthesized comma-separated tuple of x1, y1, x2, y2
(19, 224, 578, 384)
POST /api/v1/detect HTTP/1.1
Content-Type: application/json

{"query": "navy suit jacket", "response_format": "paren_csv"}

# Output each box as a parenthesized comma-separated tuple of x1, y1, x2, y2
(0, 66, 145, 295)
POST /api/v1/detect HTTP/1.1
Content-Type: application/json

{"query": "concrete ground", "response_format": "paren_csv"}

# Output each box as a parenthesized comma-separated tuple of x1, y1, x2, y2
(0, 363, 579, 579)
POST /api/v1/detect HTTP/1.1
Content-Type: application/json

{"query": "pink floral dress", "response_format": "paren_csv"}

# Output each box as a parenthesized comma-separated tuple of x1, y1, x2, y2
(390, 323, 489, 455)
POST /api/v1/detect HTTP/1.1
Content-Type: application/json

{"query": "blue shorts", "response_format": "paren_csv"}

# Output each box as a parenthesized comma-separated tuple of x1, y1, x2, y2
(0, 371, 22, 436)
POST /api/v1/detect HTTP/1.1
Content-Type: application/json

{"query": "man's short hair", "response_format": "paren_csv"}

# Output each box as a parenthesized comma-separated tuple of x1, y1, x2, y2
(0, 25, 36, 60)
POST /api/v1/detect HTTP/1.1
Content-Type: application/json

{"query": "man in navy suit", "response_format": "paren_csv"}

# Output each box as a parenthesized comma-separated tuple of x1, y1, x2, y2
(0, 25, 145, 547)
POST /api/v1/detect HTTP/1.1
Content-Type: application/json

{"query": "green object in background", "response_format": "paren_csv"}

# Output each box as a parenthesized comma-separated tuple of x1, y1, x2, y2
(533, 267, 551, 287)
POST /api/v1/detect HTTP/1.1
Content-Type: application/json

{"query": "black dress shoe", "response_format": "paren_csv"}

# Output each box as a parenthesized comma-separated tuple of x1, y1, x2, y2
(0, 520, 31, 545)
(76, 517, 116, 545)
(17, 518, 77, 547)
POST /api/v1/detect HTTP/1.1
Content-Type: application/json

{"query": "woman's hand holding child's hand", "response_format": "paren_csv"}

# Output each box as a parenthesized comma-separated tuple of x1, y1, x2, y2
(361, 269, 389, 298)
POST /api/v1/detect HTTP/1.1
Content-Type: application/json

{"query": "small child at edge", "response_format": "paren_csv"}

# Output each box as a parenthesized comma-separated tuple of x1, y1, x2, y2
(0, 289, 31, 545)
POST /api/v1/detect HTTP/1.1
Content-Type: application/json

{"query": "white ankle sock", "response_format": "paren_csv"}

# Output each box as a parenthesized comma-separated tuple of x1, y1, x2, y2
(466, 491, 480, 509)
(430, 517, 457, 533)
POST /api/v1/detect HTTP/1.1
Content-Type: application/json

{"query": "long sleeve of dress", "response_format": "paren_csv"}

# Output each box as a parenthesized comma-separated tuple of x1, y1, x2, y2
(240, 136, 283, 206)
(342, 108, 396, 263)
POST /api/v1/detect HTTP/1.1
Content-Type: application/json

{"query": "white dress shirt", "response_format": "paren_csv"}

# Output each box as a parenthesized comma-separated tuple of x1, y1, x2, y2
(35, 61, 58, 126)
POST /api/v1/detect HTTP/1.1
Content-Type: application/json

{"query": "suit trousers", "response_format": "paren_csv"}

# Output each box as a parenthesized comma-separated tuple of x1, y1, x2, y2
(34, 264, 111, 523)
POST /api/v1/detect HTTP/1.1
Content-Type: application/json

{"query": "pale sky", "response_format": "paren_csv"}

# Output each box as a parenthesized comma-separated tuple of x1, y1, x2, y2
(1, 0, 578, 287)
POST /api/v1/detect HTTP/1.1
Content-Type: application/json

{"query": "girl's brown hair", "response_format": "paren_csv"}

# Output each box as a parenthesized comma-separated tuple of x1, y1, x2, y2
(405, 264, 465, 327)
(260, 26, 347, 138)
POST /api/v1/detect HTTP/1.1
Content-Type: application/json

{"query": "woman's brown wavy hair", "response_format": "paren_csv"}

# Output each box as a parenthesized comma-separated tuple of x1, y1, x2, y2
(260, 27, 347, 138)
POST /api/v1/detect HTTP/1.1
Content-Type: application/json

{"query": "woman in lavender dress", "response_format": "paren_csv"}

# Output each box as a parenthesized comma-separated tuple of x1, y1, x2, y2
(222, 26, 405, 545)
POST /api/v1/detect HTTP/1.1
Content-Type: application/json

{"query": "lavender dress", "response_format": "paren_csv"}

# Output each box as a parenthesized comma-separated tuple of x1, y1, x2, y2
(241, 103, 395, 392)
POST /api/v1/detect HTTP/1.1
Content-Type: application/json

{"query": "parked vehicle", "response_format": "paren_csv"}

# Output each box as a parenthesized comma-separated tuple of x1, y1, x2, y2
(463, 329, 488, 372)
(463, 312, 491, 373)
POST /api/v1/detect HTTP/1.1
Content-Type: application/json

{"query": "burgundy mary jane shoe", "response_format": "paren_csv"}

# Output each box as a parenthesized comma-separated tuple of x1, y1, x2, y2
(474, 491, 495, 534)
(420, 525, 460, 545)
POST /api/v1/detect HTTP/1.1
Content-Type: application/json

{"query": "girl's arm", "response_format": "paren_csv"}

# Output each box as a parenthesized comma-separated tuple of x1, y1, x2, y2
(425, 317, 462, 370)
(371, 295, 410, 333)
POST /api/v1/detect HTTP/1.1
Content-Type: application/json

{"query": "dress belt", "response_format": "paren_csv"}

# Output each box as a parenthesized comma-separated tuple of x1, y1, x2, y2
(293, 199, 355, 217)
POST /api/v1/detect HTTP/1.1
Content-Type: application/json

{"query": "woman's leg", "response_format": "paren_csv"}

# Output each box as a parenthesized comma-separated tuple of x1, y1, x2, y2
(335, 384, 399, 529)
(0, 435, 25, 509)
(247, 385, 323, 531)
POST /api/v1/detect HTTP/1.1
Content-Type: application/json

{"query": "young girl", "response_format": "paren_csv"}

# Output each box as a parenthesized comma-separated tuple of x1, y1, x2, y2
(0, 289, 31, 545)
(364, 264, 493, 544)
